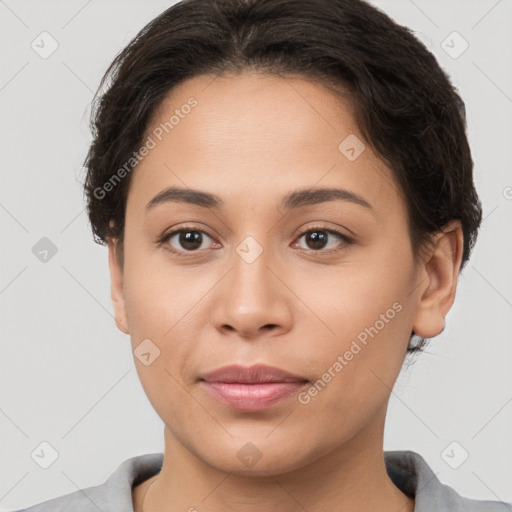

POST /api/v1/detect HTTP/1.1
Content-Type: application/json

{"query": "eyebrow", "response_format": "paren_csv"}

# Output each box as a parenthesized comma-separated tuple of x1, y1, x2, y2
(146, 186, 374, 213)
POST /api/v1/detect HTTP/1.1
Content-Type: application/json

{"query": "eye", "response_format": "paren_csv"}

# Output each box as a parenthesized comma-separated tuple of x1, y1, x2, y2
(294, 226, 353, 253)
(156, 224, 353, 257)
(158, 227, 216, 254)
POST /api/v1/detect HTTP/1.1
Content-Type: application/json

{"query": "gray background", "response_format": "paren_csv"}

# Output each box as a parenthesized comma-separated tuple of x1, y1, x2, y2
(1, 0, 511, 509)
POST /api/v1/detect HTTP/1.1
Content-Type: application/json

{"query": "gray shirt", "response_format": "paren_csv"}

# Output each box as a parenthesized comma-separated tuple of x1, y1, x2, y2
(12, 450, 511, 511)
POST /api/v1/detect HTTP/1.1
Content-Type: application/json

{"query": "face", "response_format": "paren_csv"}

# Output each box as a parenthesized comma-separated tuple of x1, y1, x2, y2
(108, 71, 455, 476)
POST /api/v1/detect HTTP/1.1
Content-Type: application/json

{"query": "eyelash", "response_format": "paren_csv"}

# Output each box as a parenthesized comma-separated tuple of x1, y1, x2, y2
(156, 224, 354, 258)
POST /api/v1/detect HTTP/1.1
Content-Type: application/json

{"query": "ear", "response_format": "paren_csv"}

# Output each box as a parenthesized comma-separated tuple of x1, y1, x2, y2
(107, 237, 130, 334)
(412, 220, 464, 338)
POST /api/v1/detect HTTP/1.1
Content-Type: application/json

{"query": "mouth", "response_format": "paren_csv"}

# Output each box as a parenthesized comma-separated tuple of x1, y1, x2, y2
(199, 364, 309, 411)
(200, 363, 308, 384)
(200, 381, 309, 411)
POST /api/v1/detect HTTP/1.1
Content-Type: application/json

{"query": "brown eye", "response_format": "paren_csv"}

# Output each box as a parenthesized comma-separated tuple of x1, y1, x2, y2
(295, 227, 352, 252)
(303, 230, 328, 250)
(161, 229, 213, 253)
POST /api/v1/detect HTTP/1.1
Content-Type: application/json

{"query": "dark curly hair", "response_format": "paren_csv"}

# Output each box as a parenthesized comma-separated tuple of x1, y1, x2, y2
(81, 0, 482, 354)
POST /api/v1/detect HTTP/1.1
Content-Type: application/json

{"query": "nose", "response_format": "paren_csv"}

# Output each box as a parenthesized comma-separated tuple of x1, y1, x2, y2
(211, 243, 294, 340)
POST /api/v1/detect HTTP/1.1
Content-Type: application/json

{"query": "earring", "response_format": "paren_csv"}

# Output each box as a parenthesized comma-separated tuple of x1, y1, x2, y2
(409, 329, 424, 349)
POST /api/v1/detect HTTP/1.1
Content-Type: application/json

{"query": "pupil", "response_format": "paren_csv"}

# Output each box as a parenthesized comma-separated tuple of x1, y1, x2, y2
(308, 231, 327, 250)
(176, 230, 328, 251)
(180, 231, 202, 250)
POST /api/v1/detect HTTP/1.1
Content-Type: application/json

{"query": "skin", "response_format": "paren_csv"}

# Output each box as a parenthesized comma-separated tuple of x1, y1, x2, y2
(106, 71, 463, 512)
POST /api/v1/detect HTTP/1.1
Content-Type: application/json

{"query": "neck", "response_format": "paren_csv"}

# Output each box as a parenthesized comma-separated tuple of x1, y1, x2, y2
(136, 405, 414, 512)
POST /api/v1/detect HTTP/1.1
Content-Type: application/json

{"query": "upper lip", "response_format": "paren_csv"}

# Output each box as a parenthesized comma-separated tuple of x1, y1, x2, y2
(200, 364, 308, 384)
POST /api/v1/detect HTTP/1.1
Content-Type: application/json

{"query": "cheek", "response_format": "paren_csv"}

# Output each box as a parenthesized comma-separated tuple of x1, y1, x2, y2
(294, 287, 409, 442)
(122, 247, 200, 336)
(122, 263, 201, 425)
(299, 257, 412, 390)
(121, 251, 218, 395)
(300, 257, 406, 338)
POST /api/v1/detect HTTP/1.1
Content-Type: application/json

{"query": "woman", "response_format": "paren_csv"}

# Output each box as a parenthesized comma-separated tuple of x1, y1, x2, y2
(15, 0, 510, 510)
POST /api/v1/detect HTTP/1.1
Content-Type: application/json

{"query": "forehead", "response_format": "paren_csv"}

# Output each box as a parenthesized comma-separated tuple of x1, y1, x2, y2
(147, 71, 360, 157)
(127, 71, 402, 216)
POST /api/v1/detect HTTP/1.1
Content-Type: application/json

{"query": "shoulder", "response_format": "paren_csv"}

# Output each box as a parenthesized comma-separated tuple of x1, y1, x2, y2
(10, 487, 108, 512)
(384, 450, 511, 512)
(10, 453, 164, 512)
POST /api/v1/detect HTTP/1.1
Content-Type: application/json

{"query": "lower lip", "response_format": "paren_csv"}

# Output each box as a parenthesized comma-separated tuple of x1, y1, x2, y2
(201, 381, 307, 411)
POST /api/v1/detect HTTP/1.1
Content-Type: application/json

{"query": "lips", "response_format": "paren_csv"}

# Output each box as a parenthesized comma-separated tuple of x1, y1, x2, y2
(199, 364, 309, 411)
(200, 364, 308, 384)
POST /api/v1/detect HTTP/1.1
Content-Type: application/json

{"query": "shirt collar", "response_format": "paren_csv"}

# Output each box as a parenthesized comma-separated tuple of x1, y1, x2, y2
(105, 450, 509, 512)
